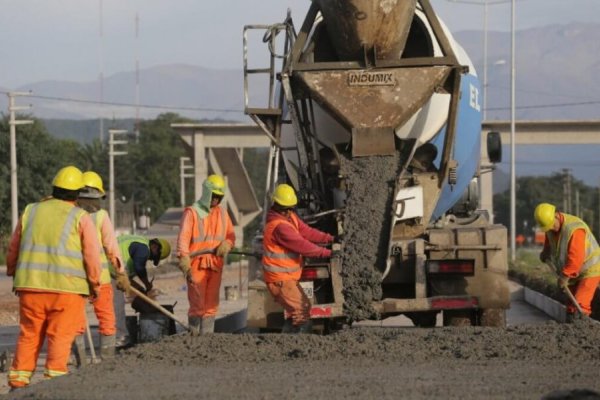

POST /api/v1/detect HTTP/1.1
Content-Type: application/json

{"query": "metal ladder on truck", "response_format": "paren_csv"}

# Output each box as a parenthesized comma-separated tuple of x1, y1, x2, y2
(242, 13, 296, 214)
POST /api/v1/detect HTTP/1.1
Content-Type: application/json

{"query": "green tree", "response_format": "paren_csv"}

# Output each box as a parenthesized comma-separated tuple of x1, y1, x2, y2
(0, 116, 84, 236)
(115, 113, 191, 222)
(494, 173, 600, 237)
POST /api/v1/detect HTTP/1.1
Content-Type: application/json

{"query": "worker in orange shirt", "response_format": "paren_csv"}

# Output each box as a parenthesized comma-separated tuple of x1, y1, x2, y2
(535, 202, 600, 322)
(262, 184, 333, 333)
(73, 171, 131, 364)
(6, 166, 102, 390)
(177, 174, 235, 334)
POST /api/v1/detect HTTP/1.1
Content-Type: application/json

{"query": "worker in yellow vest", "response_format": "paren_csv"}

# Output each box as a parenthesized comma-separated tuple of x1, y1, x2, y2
(6, 166, 102, 390)
(72, 171, 131, 363)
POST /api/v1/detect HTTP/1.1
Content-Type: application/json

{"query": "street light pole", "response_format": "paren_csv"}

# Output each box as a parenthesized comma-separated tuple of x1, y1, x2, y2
(509, 0, 516, 261)
(7, 92, 33, 232)
(108, 129, 129, 223)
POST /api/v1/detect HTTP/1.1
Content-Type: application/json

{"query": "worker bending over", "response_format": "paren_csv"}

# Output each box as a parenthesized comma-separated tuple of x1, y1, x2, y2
(177, 174, 235, 334)
(535, 202, 600, 321)
(73, 171, 130, 362)
(262, 184, 333, 333)
(6, 166, 102, 390)
(114, 235, 171, 347)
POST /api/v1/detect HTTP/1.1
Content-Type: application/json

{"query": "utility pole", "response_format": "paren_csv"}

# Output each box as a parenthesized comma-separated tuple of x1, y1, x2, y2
(8, 92, 34, 232)
(509, 0, 516, 261)
(99, 0, 105, 142)
(108, 129, 129, 223)
(180, 157, 194, 207)
(134, 12, 140, 141)
(562, 168, 572, 214)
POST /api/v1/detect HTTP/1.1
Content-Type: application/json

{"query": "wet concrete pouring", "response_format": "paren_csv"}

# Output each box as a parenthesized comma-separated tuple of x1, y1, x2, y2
(339, 153, 401, 321)
(5, 319, 600, 399)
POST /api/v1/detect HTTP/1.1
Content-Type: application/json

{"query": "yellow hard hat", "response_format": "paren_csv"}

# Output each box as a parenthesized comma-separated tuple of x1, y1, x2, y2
(272, 183, 297, 207)
(82, 171, 105, 195)
(157, 238, 171, 260)
(52, 166, 84, 191)
(206, 174, 225, 196)
(534, 203, 556, 232)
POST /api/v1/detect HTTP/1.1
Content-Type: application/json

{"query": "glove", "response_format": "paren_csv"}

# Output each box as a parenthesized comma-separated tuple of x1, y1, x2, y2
(115, 272, 131, 294)
(179, 256, 192, 282)
(216, 241, 233, 257)
(557, 275, 570, 289)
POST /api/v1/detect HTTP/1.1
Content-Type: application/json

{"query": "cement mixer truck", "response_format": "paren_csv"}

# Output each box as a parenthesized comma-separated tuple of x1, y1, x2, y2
(243, 0, 509, 332)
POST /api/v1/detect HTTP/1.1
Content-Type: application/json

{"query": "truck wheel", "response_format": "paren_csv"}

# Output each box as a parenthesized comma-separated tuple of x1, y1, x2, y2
(443, 310, 474, 326)
(479, 308, 506, 327)
(407, 312, 438, 328)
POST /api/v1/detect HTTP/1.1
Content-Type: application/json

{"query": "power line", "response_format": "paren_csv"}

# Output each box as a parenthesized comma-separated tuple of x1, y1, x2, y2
(0, 90, 244, 114)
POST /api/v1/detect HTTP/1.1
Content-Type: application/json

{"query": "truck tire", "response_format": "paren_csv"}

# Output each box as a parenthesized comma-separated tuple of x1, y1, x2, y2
(479, 308, 506, 327)
(443, 310, 474, 326)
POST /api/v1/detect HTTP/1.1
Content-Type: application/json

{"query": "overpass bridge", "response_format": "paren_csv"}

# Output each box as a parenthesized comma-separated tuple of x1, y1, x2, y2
(166, 120, 600, 244)
(480, 120, 600, 221)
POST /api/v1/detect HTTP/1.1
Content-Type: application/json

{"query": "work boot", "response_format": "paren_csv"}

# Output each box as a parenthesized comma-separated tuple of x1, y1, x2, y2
(99, 334, 116, 360)
(297, 320, 313, 334)
(72, 335, 87, 368)
(201, 316, 215, 334)
(115, 335, 131, 349)
(281, 319, 295, 334)
(188, 316, 202, 335)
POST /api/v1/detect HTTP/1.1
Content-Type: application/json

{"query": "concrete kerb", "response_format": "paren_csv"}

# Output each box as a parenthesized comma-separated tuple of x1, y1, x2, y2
(513, 281, 566, 323)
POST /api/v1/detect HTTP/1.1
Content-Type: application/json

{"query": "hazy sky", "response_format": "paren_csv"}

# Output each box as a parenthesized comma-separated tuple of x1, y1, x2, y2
(1, 0, 599, 88)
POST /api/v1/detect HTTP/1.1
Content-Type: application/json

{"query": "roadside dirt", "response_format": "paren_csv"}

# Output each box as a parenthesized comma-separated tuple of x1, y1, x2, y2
(6, 319, 600, 399)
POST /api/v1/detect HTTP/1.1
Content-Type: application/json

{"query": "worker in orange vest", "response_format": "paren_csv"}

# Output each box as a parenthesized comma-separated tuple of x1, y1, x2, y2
(262, 184, 334, 333)
(6, 166, 102, 390)
(72, 171, 131, 364)
(535, 202, 600, 321)
(177, 174, 235, 334)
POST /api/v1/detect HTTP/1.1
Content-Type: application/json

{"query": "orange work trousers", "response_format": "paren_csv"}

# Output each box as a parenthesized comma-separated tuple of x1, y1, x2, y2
(567, 276, 600, 315)
(266, 280, 311, 326)
(9, 291, 85, 388)
(76, 283, 116, 336)
(187, 267, 222, 318)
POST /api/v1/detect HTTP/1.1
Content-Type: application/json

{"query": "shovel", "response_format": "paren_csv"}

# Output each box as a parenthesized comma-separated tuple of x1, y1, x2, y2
(128, 286, 191, 332)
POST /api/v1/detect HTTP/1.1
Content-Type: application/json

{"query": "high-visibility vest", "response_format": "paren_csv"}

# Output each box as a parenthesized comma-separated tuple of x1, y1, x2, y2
(187, 205, 230, 269)
(547, 213, 600, 278)
(262, 212, 302, 283)
(118, 235, 149, 278)
(14, 198, 90, 295)
(90, 209, 112, 284)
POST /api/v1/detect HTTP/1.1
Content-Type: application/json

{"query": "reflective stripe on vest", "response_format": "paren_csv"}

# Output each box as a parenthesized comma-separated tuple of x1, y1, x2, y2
(91, 210, 112, 284)
(117, 235, 149, 278)
(14, 199, 89, 294)
(262, 213, 303, 281)
(549, 213, 600, 278)
(189, 206, 227, 259)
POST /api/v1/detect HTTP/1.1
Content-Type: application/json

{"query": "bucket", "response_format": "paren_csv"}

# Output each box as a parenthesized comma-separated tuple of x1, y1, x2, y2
(138, 304, 177, 343)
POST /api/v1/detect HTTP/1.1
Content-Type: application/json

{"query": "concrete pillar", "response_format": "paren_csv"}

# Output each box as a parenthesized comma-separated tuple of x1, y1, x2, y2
(193, 131, 208, 201)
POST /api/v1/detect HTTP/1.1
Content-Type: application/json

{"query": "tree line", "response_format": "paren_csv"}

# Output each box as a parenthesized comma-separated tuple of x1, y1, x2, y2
(0, 112, 269, 260)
